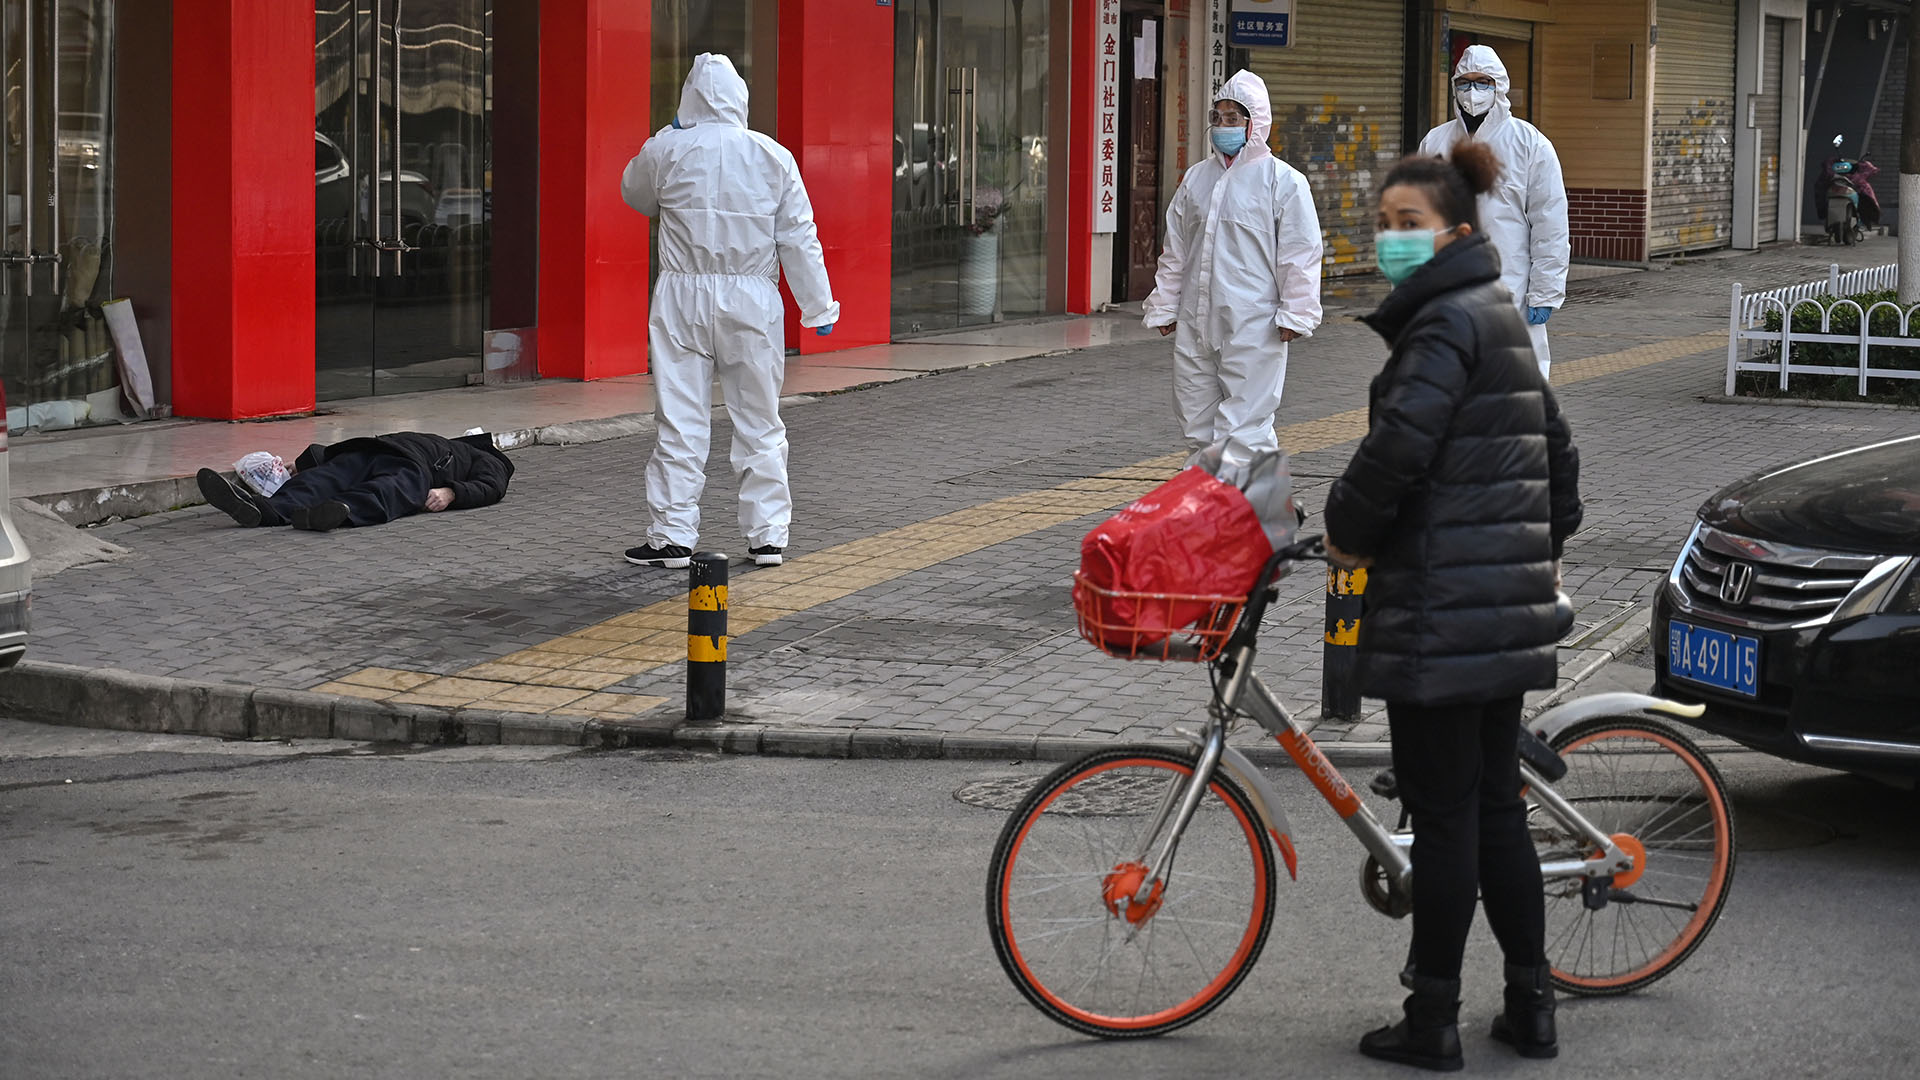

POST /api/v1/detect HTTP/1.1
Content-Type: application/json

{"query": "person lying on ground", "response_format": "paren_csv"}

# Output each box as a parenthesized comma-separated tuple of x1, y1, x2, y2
(196, 431, 514, 532)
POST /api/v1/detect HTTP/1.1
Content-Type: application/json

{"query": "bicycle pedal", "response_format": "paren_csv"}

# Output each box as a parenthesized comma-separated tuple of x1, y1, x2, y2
(1369, 768, 1399, 801)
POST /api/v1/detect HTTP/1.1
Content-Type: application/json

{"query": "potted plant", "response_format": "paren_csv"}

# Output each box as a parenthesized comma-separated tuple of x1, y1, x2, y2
(960, 185, 1007, 317)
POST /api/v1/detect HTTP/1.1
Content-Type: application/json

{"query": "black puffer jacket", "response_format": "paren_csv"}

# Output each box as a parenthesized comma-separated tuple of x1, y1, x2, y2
(1324, 233, 1582, 706)
(296, 431, 515, 510)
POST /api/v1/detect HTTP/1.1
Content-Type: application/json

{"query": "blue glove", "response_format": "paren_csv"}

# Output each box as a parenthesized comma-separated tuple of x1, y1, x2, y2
(815, 323, 835, 337)
(1527, 306, 1553, 326)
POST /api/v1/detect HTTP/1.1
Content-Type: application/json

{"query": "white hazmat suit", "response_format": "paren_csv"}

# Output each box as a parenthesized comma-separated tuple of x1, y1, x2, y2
(1143, 69, 1323, 464)
(620, 54, 839, 553)
(1418, 45, 1569, 380)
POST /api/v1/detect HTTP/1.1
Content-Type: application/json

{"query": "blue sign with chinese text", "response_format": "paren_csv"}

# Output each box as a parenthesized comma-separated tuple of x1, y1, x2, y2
(1229, 7, 1291, 49)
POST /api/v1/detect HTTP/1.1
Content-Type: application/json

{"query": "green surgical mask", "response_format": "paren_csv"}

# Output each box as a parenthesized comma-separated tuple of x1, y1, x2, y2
(1375, 229, 1438, 285)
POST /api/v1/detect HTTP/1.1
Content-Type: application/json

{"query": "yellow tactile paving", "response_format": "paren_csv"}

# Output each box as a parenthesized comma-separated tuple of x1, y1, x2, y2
(315, 329, 1727, 715)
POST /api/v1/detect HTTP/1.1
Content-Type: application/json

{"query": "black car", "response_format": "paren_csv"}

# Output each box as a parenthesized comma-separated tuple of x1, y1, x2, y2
(1653, 434, 1920, 776)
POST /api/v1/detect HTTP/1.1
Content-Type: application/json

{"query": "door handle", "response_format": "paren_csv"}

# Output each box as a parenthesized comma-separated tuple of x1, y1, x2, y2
(369, 0, 385, 277)
(965, 67, 979, 230)
(387, 0, 407, 275)
(945, 66, 960, 225)
(16, 0, 35, 297)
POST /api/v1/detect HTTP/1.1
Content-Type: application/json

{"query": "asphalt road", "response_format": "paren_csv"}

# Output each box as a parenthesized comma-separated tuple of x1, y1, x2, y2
(2, 716, 1917, 1079)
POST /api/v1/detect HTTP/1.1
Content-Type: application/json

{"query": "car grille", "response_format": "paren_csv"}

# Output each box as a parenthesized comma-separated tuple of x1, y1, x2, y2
(1674, 525, 1883, 628)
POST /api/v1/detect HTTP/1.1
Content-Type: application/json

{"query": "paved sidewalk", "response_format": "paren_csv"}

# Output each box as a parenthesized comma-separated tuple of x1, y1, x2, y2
(4, 238, 1914, 761)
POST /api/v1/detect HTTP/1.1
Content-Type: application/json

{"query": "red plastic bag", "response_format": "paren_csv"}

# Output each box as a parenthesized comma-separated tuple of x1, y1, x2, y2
(1077, 466, 1274, 655)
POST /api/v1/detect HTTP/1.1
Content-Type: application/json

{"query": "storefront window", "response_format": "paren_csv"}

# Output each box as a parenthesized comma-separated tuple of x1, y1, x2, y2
(3, 0, 120, 431)
(651, 1, 780, 136)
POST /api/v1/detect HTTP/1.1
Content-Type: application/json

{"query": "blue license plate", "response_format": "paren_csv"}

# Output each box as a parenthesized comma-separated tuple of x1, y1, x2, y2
(1667, 620, 1761, 698)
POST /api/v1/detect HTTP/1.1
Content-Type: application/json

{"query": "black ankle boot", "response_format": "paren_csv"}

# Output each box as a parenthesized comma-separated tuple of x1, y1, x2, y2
(1359, 972, 1464, 1072)
(1490, 962, 1558, 1059)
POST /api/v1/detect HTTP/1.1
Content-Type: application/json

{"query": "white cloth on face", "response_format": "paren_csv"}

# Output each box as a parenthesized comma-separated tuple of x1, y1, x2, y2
(619, 53, 838, 549)
(1142, 68, 1323, 460)
(1418, 44, 1570, 375)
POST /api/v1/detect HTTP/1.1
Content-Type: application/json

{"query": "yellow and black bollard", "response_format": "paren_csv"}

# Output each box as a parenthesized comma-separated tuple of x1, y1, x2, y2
(687, 552, 729, 723)
(1322, 566, 1367, 721)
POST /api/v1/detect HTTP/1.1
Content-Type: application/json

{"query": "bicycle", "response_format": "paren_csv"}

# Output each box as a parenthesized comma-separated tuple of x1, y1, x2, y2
(986, 536, 1736, 1039)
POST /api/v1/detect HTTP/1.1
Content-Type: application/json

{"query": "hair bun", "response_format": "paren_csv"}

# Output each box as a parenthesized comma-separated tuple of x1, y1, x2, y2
(1450, 141, 1502, 196)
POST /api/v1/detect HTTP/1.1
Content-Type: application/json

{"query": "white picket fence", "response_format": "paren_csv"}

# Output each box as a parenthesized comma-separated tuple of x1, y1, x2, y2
(1725, 263, 1914, 395)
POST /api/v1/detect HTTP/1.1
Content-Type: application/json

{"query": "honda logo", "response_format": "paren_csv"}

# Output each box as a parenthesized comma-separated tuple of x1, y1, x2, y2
(1720, 561, 1755, 606)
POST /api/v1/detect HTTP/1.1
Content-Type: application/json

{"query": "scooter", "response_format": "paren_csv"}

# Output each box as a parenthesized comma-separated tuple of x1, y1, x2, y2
(1820, 134, 1881, 246)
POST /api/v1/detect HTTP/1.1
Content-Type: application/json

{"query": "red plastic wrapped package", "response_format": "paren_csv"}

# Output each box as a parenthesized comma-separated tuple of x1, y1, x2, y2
(1076, 466, 1275, 657)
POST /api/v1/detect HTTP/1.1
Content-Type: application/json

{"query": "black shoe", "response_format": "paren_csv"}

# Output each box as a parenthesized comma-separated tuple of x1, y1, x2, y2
(625, 543, 693, 568)
(197, 468, 263, 527)
(1490, 962, 1558, 1059)
(749, 545, 784, 566)
(1359, 973, 1464, 1072)
(290, 501, 351, 533)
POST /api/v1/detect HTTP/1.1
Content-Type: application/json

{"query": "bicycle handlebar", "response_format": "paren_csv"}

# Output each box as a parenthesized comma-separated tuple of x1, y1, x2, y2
(1223, 534, 1332, 656)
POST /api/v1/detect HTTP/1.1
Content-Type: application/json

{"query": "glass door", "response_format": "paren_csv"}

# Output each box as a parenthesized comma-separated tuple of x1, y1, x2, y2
(892, 0, 1054, 337)
(315, 0, 489, 401)
(2, 0, 118, 431)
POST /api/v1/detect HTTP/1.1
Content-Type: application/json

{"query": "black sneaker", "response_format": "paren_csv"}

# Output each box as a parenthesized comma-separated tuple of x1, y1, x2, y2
(290, 501, 351, 532)
(625, 543, 693, 568)
(749, 545, 784, 566)
(196, 468, 263, 527)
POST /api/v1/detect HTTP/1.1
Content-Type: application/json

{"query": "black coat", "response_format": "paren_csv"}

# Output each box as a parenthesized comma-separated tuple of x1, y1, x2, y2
(296, 431, 515, 510)
(1324, 234, 1583, 706)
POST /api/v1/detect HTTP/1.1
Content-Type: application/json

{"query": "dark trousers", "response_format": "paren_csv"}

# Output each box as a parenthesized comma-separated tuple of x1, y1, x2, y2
(1387, 696, 1547, 980)
(263, 450, 430, 527)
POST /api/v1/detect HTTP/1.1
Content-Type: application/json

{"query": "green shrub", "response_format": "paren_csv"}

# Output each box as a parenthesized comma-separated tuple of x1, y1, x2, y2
(1747, 290, 1920, 404)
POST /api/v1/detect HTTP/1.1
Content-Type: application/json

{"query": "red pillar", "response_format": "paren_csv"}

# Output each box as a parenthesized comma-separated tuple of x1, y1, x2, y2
(170, 0, 315, 419)
(1067, 0, 1098, 315)
(777, 1, 894, 354)
(538, 2, 652, 380)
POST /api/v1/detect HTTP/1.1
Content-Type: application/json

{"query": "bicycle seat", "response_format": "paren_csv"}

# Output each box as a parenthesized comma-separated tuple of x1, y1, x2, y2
(1517, 727, 1568, 782)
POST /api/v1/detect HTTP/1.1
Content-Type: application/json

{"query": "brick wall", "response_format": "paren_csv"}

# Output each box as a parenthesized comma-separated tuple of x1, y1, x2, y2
(1568, 187, 1648, 263)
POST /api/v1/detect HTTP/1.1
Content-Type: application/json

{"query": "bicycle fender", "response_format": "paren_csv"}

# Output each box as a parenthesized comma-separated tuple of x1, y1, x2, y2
(1529, 692, 1707, 742)
(1176, 730, 1299, 880)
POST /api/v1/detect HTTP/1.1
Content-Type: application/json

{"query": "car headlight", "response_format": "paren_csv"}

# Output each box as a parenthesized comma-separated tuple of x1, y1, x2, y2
(1833, 555, 1918, 620)
(1885, 566, 1920, 613)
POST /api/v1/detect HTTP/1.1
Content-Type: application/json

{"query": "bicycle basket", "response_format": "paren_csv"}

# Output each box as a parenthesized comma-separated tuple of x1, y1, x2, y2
(1071, 573, 1248, 662)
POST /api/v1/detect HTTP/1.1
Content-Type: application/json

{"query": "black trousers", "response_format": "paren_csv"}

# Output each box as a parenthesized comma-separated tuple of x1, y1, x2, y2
(263, 450, 430, 527)
(1387, 696, 1547, 980)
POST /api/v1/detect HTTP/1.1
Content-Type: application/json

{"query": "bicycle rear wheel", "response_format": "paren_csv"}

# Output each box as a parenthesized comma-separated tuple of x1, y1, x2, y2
(1535, 717, 1736, 995)
(985, 747, 1276, 1038)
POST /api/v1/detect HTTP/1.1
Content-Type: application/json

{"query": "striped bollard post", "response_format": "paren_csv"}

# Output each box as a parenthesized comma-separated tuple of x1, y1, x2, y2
(687, 553, 729, 723)
(1322, 566, 1367, 721)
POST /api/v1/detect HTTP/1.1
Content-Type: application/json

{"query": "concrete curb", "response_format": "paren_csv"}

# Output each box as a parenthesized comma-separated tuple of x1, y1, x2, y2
(0, 656, 1398, 767)
(1, 594, 1646, 766)
(1702, 393, 1917, 412)
(1526, 596, 1654, 719)
(0, 660, 681, 750)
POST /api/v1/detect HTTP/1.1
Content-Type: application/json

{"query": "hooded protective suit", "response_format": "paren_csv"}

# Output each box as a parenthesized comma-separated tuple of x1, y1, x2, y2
(1417, 45, 1569, 380)
(1143, 69, 1323, 464)
(620, 54, 838, 551)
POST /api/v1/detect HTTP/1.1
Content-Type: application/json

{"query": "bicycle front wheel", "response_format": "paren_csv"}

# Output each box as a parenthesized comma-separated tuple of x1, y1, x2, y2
(985, 747, 1277, 1038)
(1536, 717, 1736, 995)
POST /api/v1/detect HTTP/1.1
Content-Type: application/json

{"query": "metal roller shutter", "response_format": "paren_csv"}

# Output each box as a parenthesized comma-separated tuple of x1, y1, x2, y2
(1650, 0, 1738, 255)
(1250, 0, 1407, 276)
(1758, 16, 1785, 244)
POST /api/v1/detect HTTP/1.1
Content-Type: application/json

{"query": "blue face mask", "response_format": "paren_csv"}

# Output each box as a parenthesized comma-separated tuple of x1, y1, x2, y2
(671, 115, 684, 129)
(1211, 126, 1249, 157)
(1375, 229, 1438, 285)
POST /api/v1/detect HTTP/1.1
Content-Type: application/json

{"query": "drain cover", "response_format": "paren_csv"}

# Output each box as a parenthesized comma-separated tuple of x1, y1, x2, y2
(954, 772, 1224, 816)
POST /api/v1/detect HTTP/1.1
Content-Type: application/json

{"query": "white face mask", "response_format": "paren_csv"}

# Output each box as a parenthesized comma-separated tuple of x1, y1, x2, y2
(1455, 82, 1497, 118)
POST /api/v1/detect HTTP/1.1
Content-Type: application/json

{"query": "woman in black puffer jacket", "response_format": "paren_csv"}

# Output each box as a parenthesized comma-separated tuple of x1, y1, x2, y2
(1325, 143, 1582, 1073)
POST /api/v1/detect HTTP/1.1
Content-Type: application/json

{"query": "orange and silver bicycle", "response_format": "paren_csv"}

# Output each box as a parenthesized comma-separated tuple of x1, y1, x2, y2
(986, 536, 1736, 1038)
